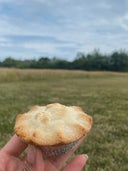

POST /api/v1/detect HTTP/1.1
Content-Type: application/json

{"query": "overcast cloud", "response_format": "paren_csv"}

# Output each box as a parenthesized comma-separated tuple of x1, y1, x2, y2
(0, 0, 128, 61)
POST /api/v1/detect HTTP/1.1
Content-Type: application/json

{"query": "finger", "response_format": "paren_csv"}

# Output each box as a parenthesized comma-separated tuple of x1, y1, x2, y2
(26, 146, 45, 171)
(44, 160, 58, 171)
(47, 136, 85, 170)
(27, 145, 36, 165)
(63, 154, 88, 171)
(33, 147, 45, 171)
(2, 134, 27, 157)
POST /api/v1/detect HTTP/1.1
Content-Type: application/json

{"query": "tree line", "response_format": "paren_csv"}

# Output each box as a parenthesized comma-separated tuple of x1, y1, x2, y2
(0, 49, 128, 72)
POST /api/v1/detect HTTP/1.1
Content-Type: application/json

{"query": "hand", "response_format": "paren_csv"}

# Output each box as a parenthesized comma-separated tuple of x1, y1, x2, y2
(0, 134, 88, 171)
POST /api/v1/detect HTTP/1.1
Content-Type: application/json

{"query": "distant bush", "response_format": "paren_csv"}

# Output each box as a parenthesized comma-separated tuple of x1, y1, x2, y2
(1, 49, 128, 71)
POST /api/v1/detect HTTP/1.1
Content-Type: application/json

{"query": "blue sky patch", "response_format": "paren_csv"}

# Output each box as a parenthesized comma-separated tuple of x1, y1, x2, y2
(0, 0, 128, 61)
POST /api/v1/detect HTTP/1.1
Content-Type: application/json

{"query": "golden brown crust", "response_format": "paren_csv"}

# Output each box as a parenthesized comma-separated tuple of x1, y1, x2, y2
(14, 103, 92, 146)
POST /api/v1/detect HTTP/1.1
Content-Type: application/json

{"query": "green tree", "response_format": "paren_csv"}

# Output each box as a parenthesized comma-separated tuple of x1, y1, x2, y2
(72, 52, 86, 70)
(36, 57, 50, 68)
(3, 57, 17, 67)
(110, 51, 128, 71)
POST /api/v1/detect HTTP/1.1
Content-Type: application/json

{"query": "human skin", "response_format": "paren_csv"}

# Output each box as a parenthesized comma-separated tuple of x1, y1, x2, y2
(0, 134, 88, 171)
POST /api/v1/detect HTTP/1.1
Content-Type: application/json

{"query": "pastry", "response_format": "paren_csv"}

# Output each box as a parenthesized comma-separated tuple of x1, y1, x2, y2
(14, 103, 92, 156)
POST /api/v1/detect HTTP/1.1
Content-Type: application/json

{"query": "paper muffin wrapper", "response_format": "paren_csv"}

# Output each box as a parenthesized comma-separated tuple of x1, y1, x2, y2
(40, 141, 78, 157)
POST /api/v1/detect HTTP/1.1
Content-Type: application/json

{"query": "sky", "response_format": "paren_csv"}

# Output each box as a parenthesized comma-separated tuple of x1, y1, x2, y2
(0, 0, 128, 61)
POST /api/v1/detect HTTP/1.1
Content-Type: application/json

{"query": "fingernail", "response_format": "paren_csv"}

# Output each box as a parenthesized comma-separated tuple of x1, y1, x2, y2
(83, 154, 88, 160)
(27, 145, 36, 165)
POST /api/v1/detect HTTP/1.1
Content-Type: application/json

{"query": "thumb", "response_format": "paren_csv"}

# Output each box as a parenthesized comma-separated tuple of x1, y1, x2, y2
(63, 154, 88, 171)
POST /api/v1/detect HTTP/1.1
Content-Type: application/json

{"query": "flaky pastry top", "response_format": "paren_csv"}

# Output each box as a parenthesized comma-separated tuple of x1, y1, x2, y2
(14, 103, 92, 146)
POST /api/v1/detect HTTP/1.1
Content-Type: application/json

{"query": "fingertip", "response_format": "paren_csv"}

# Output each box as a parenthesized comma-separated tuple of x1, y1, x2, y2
(63, 154, 87, 171)
(75, 154, 88, 165)
(83, 154, 88, 161)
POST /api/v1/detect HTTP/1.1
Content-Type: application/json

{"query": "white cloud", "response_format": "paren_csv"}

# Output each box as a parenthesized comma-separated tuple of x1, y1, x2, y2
(0, 17, 20, 35)
(117, 13, 128, 31)
(98, 1, 111, 9)
(20, 40, 77, 59)
(0, 36, 8, 42)
(0, 0, 128, 60)
(0, 0, 12, 2)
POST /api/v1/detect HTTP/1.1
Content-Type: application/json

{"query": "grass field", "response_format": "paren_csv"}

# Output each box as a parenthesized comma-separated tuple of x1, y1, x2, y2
(0, 68, 128, 171)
